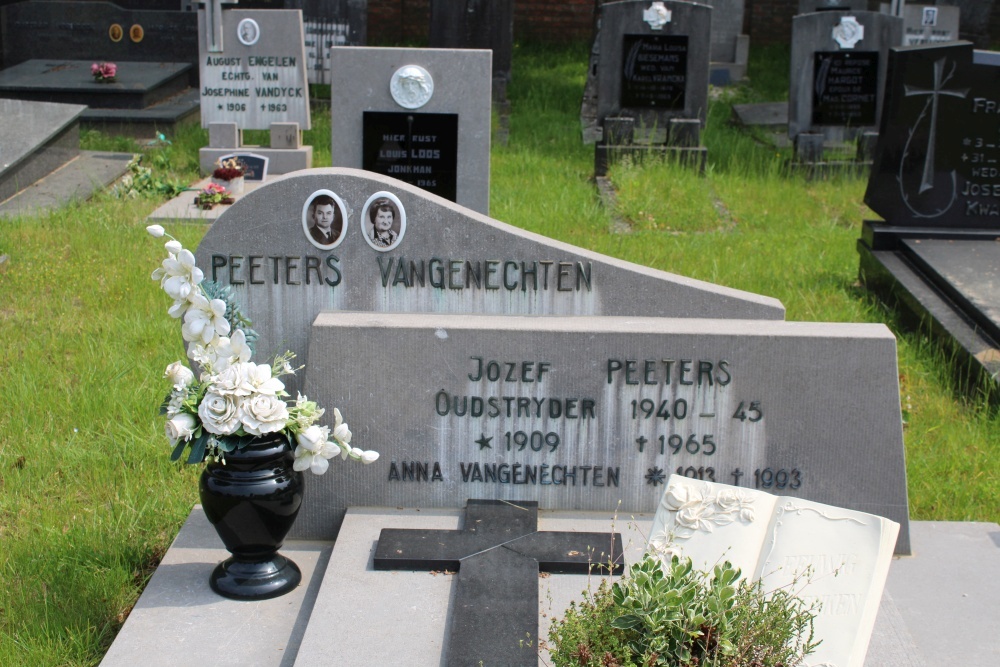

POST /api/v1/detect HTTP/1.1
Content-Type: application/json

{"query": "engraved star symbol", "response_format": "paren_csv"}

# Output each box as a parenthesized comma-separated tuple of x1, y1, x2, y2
(217, 104, 222, 110)
(645, 467, 666, 486)
(963, 138, 972, 146)
(475, 434, 493, 450)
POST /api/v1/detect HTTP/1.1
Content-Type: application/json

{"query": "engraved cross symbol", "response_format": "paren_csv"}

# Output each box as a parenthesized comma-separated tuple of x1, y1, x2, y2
(904, 57, 968, 193)
(374, 499, 623, 667)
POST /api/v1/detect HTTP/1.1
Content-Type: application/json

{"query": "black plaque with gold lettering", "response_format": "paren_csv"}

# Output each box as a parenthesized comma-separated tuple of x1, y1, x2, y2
(362, 111, 459, 202)
(812, 51, 879, 127)
(620, 34, 688, 110)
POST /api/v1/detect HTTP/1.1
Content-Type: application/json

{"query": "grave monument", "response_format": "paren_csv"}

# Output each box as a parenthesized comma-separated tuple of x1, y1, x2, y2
(589, 0, 712, 176)
(328, 46, 492, 214)
(197, 4, 313, 175)
(859, 41, 1000, 387)
(788, 10, 903, 163)
(703, 0, 750, 85)
(428, 0, 512, 103)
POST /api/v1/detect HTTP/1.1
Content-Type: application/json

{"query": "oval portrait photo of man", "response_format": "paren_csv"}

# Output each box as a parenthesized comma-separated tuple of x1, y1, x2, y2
(361, 192, 406, 252)
(302, 189, 348, 250)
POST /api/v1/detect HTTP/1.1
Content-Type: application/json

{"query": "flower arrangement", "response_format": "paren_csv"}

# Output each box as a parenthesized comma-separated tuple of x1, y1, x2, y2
(212, 157, 246, 182)
(194, 182, 235, 210)
(91, 62, 117, 83)
(147, 223, 378, 474)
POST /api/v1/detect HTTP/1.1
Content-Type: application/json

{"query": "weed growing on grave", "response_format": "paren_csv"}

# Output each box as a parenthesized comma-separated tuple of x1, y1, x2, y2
(548, 554, 818, 667)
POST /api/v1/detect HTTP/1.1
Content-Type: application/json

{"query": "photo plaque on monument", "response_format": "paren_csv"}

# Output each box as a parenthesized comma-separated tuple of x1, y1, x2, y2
(620, 34, 689, 110)
(362, 111, 459, 203)
(811, 51, 879, 126)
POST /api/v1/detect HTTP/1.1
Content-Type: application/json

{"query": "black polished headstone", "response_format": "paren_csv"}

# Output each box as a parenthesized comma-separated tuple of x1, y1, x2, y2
(374, 499, 624, 667)
(812, 51, 879, 127)
(429, 0, 512, 97)
(1, 1, 198, 69)
(362, 111, 459, 203)
(620, 34, 688, 111)
(866, 42, 1000, 230)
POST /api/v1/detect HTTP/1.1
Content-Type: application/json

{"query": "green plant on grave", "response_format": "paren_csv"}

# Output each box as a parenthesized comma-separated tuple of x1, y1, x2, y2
(110, 155, 186, 199)
(548, 554, 818, 667)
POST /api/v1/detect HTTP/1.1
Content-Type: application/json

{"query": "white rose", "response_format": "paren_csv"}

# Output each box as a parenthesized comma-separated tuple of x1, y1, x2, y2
(198, 391, 242, 435)
(662, 483, 697, 510)
(715, 490, 740, 512)
(164, 361, 195, 388)
(241, 393, 289, 436)
(165, 412, 196, 444)
(212, 362, 254, 397)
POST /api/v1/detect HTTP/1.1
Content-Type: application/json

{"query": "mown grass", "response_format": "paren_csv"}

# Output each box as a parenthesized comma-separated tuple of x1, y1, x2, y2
(0, 40, 997, 666)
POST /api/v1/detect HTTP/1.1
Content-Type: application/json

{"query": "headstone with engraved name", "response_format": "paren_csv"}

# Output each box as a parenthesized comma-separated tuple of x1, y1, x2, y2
(191, 167, 910, 555)
(329, 47, 492, 214)
(897, 5, 960, 47)
(788, 11, 902, 154)
(859, 42, 1000, 393)
(197, 6, 312, 175)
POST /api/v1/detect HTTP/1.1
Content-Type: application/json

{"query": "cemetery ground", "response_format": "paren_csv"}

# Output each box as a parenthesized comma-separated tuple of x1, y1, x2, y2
(0, 42, 997, 665)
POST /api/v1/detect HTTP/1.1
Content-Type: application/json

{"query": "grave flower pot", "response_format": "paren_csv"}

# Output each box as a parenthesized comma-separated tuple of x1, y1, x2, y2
(211, 175, 244, 194)
(199, 433, 304, 600)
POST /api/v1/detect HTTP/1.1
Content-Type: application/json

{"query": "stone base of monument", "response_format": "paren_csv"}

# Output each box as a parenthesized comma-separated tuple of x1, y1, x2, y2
(708, 35, 750, 87)
(0, 60, 198, 135)
(99, 506, 999, 667)
(858, 222, 1000, 389)
(0, 98, 131, 218)
(594, 117, 707, 177)
(199, 121, 312, 176)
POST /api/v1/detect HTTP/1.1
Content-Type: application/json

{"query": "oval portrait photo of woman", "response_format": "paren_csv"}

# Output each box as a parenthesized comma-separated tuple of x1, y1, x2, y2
(302, 189, 348, 250)
(361, 192, 406, 252)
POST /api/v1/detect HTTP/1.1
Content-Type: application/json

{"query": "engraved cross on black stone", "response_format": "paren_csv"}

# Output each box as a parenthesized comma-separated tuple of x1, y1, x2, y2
(374, 499, 624, 666)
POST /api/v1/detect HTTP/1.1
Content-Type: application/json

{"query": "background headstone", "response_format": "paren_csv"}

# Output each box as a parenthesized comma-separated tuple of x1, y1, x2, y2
(798, 0, 868, 12)
(789, 11, 903, 144)
(193, 168, 785, 396)
(703, 0, 750, 85)
(899, 5, 961, 46)
(329, 47, 492, 214)
(0, 1, 198, 70)
(428, 0, 512, 102)
(299, 311, 910, 554)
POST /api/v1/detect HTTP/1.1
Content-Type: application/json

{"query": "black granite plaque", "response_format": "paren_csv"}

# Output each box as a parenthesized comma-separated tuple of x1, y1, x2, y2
(866, 42, 1000, 229)
(620, 34, 688, 110)
(812, 51, 879, 127)
(362, 111, 459, 203)
(220, 153, 268, 181)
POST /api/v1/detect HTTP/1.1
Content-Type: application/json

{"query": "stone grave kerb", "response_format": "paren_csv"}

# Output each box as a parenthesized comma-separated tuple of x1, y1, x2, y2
(198, 7, 314, 175)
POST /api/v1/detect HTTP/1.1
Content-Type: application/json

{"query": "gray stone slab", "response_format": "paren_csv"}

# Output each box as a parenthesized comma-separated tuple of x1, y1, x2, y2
(789, 12, 902, 143)
(300, 312, 910, 552)
(78, 88, 201, 137)
(328, 47, 492, 214)
(0, 59, 192, 110)
(0, 99, 85, 201)
(146, 176, 267, 224)
(99, 506, 332, 667)
(595, 0, 712, 130)
(731, 101, 788, 128)
(703, 0, 747, 66)
(193, 167, 784, 394)
(198, 9, 311, 130)
(902, 238, 1000, 341)
(0, 150, 132, 218)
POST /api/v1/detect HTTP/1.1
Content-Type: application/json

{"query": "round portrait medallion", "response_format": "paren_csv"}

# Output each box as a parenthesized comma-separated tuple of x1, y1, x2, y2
(238, 18, 261, 46)
(129, 24, 144, 43)
(302, 189, 349, 250)
(361, 191, 406, 252)
(390, 65, 434, 110)
(109, 24, 124, 43)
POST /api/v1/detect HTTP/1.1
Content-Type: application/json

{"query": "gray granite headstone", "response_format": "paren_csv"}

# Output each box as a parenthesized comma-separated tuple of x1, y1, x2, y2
(897, 5, 961, 46)
(703, 0, 750, 84)
(0, 1, 198, 69)
(329, 47, 492, 214)
(595, 0, 712, 132)
(0, 99, 84, 202)
(198, 8, 311, 130)
(298, 311, 910, 554)
(193, 167, 784, 395)
(789, 11, 903, 143)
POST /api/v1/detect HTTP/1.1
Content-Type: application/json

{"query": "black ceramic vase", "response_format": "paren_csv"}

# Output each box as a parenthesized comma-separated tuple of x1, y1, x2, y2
(199, 433, 304, 600)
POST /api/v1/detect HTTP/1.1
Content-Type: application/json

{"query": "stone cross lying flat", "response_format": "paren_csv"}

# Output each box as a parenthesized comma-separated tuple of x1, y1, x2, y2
(374, 499, 624, 666)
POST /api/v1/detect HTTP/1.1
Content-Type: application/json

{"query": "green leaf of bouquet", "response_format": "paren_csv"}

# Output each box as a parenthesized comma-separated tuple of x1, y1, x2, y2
(187, 434, 208, 464)
(169, 439, 187, 462)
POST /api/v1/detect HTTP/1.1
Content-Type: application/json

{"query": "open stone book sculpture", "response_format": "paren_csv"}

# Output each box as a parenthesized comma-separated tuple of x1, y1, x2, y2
(648, 475, 900, 667)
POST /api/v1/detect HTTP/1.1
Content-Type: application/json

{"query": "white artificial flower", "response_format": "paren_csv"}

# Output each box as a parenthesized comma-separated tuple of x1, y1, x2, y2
(211, 361, 254, 397)
(227, 329, 252, 364)
(164, 412, 196, 444)
(146, 224, 165, 237)
(330, 408, 353, 459)
(292, 425, 339, 475)
(165, 388, 186, 417)
(155, 249, 204, 299)
(289, 393, 324, 431)
(164, 361, 195, 389)
(360, 450, 379, 464)
(241, 393, 289, 436)
(198, 391, 243, 435)
(165, 240, 182, 253)
(188, 340, 230, 374)
(167, 298, 190, 319)
(246, 363, 285, 396)
(182, 294, 230, 344)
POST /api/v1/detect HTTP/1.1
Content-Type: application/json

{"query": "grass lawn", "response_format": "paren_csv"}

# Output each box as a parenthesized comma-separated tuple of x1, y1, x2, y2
(0, 41, 996, 666)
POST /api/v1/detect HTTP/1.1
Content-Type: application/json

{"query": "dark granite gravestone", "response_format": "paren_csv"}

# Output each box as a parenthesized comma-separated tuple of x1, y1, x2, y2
(859, 42, 1000, 388)
(591, 0, 711, 176)
(798, 0, 867, 11)
(374, 500, 623, 667)
(0, 1, 198, 68)
(788, 11, 902, 160)
(898, 4, 960, 47)
(428, 0, 512, 102)
(362, 111, 459, 203)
